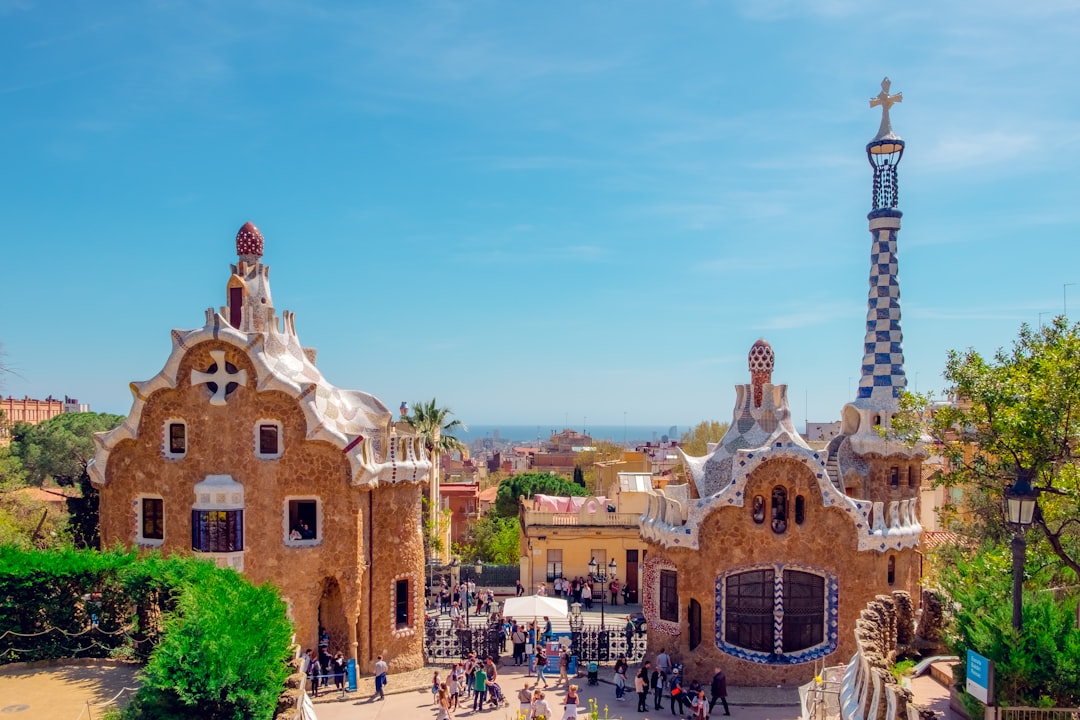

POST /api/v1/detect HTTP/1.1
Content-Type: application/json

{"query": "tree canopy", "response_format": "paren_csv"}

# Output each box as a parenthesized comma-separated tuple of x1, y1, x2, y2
(493, 472, 588, 518)
(896, 317, 1080, 582)
(678, 420, 731, 456)
(7, 412, 123, 548)
(405, 398, 468, 459)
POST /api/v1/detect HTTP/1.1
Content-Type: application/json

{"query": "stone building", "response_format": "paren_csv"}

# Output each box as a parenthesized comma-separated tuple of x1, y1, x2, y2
(88, 223, 432, 672)
(637, 80, 925, 686)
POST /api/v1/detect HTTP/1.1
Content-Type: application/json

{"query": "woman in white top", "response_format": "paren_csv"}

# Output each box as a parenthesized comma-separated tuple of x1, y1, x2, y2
(530, 689, 554, 719)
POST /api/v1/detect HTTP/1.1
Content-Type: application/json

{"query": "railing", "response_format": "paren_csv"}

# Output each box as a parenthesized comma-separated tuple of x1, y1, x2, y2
(424, 619, 506, 662)
(569, 625, 647, 664)
(1000, 709, 1080, 720)
(522, 510, 641, 527)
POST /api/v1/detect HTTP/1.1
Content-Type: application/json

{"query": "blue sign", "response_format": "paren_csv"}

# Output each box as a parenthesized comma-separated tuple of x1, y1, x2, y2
(966, 649, 993, 704)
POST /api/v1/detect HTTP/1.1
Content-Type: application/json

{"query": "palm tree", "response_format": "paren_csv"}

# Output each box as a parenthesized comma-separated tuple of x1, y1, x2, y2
(405, 399, 468, 562)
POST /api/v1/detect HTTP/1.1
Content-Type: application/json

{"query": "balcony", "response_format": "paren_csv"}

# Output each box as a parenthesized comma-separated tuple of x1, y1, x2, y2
(522, 509, 641, 528)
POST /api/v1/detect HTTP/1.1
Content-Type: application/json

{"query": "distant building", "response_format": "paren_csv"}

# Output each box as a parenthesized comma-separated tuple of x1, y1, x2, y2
(519, 472, 652, 603)
(0, 395, 90, 443)
(804, 421, 841, 442)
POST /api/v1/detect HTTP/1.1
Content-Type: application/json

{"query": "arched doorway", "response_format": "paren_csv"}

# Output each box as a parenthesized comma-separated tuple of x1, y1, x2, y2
(317, 577, 348, 658)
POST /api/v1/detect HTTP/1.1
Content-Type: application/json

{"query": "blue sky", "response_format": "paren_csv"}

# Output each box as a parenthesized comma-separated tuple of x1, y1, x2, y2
(1, 1, 1078, 429)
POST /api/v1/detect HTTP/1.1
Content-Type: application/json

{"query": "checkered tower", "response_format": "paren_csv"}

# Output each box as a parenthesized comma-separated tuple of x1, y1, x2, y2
(841, 78, 910, 445)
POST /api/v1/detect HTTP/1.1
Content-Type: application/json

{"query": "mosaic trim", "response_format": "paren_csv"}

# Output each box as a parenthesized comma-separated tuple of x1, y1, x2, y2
(857, 226, 907, 403)
(714, 562, 839, 665)
(390, 573, 419, 639)
(641, 556, 680, 637)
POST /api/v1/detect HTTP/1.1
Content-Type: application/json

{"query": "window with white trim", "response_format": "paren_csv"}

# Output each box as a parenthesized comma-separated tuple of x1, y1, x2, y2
(163, 420, 187, 459)
(395, 579, 411, 629)
(138, 495, 164, 546)
(255, 420, 282, 459)
(191, 475, 245, 569)
(284, 497, 321, 546)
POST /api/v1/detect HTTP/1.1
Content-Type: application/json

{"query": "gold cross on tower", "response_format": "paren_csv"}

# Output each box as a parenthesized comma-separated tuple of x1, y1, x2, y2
(870, 77, 903, 140)
(191, 349, 248, 406)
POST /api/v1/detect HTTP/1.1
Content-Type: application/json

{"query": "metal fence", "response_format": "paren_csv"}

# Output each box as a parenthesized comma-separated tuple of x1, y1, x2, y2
(424, 618, 506, 662)
(421, 619, 647, 665)
(425, 563, 520, 589)
(1000, 709, 1080, 720)
(569, 625, 647, 664)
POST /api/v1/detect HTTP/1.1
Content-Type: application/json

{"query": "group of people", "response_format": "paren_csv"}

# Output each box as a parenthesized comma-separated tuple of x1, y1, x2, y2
(301, 627, 348, 698)
(431, 576, 498, 625)
(431, 652, 507, 718)
(541, 573, 624, 608)
(609, 647, 731, 719)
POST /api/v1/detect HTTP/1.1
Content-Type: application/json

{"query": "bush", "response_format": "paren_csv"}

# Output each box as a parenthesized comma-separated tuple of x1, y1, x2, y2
(0, 546, 294, 719)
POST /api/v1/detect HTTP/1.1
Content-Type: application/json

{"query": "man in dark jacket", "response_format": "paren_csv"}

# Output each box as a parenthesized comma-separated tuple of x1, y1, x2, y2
(710, 666, 731, 715)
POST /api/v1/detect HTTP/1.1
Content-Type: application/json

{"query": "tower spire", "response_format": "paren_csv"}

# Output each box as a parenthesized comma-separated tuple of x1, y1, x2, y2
(857, 78, 907, 410)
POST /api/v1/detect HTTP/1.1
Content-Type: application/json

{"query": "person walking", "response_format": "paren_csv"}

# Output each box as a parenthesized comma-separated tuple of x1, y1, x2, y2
(472, 664, 488, 712)
(534, 649, 549, 687)
(558, 647, 570, 684)
(668, 668, 685, 716)
(613, 655, 628, 700)
(449, 663, 463, 711)
(710, 666, 731, 715)
(516, 579, 525, 597)
(561, 684, 581, 720)
(518, 684, 534, 715)
(436, 682, 454, 720)
(373, 655, 388, 701)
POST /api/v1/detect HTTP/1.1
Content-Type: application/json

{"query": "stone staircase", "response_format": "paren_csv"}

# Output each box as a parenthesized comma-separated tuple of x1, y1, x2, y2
(825, 446, 842, 489)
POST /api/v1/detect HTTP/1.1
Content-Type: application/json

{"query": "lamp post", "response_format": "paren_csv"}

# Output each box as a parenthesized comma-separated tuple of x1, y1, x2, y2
(449, 558, 462, 624)
(1004, 468, 1040, 632)
(474, 560, 483, 619)
(589, 557, 618, 629)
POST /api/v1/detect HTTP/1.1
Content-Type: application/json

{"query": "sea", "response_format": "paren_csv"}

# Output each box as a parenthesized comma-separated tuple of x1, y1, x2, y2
(453, 424, 686, 446)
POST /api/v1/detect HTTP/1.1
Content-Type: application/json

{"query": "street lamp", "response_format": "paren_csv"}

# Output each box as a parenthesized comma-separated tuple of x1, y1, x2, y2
(588, 557, 619, 628)
(1004, 468, 1040, 631)
(474, 560, 483, 618)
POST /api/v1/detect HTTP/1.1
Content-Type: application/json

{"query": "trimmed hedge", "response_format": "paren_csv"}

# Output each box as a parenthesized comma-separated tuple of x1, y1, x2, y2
(0, 546, 294, 719)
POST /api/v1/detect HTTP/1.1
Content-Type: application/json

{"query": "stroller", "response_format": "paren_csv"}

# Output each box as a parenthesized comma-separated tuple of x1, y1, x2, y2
(487, 681, 506, 707)
(587, 661, 599, 686)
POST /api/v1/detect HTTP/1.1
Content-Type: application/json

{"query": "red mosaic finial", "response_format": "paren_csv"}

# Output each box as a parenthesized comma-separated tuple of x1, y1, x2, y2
(748, 339, 774, 408)
(235, 221, 264, 258)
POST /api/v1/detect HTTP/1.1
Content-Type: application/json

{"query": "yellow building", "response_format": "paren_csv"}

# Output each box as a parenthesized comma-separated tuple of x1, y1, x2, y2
(518, 472, 653, 605)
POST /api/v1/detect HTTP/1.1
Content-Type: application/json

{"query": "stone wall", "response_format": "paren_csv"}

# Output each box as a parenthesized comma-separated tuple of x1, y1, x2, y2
(839, 590, 942, 720)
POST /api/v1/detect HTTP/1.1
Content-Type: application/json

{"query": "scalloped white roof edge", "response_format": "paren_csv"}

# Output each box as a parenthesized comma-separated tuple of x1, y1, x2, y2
(88, 309, 431, 489)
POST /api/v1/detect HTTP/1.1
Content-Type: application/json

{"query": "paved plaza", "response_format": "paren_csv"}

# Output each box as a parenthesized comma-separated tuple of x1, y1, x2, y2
(313, 660, 802, 720)
(0, 661, 140, 720)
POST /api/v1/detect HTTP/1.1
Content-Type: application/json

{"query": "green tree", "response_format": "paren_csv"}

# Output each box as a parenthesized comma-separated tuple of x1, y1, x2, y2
(493, 472, 587, 518)
(133, 566, 294, 720)
(405, 399, 467, 561)
(464, 515, 520, 564)
(678, 420, 731, 456)
(935, 542, 1080, 708)
(895, 317, 1080, 580)
(9, 412, 124, 549)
